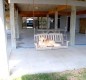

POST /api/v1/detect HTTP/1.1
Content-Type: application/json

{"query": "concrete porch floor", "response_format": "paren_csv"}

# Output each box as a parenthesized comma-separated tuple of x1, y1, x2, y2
(9, 46, 86, 78)
(8, 29, 86, 78)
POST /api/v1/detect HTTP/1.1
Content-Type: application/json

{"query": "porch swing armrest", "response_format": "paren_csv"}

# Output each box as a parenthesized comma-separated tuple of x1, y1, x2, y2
(34, 42, 38, 48)
(66, 41, 70, 47)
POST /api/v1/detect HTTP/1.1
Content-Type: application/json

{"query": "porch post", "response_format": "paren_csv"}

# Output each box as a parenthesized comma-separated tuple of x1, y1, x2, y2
(47, 14, 50, 29)
(55, 11, 58, 30)
(19, 15, 22, 29)
(10, 3, 17, 49)
(15, 9, 20, 39)
(38, 17, 39, 29)
(70, 6, 76, 46)
(0, 0, 9, 79)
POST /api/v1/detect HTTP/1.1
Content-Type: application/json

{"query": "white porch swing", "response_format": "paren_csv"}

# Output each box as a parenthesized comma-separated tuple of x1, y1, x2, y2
(33, 0, 69, 50)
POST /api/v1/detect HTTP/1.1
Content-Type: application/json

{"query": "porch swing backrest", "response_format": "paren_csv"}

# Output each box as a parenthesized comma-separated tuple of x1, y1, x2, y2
(34, 33, 63, 44)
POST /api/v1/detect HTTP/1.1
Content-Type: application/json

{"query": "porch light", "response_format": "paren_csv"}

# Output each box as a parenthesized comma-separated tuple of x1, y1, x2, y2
(35, 6, 38, 10)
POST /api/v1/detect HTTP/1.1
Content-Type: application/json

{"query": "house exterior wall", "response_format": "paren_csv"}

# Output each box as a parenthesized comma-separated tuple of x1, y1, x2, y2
(76, 14, 86, 33)
(76, 15, 79, 33)
(60, 15, 86, 33)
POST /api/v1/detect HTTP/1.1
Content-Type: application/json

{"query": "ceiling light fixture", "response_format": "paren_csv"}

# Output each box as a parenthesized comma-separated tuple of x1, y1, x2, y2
(35, 6, 38, 10)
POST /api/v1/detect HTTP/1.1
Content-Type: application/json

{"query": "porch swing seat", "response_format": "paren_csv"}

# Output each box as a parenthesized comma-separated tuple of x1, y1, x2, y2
(34, 33, 69, 50)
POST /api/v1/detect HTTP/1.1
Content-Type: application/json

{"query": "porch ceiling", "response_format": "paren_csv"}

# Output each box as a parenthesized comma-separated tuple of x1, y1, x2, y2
(16, 4, 57, 11)
(16, 4, 86, 12)
(16, 3, 86, 17)
(6, 0, 86, 17)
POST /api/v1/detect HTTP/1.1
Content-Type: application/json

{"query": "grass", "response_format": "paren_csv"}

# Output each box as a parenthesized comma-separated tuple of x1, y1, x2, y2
(14, 68, 86, 80)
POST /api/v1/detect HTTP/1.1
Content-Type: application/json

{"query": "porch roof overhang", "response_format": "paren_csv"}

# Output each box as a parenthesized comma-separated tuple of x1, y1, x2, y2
(8, 0, 86, 7)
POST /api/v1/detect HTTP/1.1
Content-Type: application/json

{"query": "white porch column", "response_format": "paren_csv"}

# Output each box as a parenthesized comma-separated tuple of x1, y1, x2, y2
(70, 6, 76, 46)
(55, 11, 58, 30)
(15, 9, 20, 39)
(0, 0, 9, 79)
(47, 14, 50, 29)
(19, 15, 22, 29)
(10, 3, 16, 49)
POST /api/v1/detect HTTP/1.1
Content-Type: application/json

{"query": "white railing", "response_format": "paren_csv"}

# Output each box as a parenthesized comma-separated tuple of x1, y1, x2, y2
(34, 33, 63, 44)
(35, 29, 66, 34)
(34, 33, 69, 50)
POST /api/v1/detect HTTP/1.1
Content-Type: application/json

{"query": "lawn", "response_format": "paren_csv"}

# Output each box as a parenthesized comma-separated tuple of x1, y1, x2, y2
(14, 68, 86, 80)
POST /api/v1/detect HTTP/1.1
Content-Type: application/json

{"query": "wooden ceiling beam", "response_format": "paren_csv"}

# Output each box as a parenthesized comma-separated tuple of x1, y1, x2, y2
(20, 14, 47, 17)
(58, 11, 71, 16)
(77, 10, 86, 15)
(19, 11, 48, 14)
(48, 5, 71, 14)
(58, 10, 86, 16)
(19, 10, 86, 17)
(19, 11, 48, 17)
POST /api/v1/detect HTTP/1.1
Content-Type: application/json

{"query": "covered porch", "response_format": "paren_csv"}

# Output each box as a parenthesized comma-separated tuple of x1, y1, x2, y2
(0, 0, 86, 79)
(9, 28, 86, 78)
